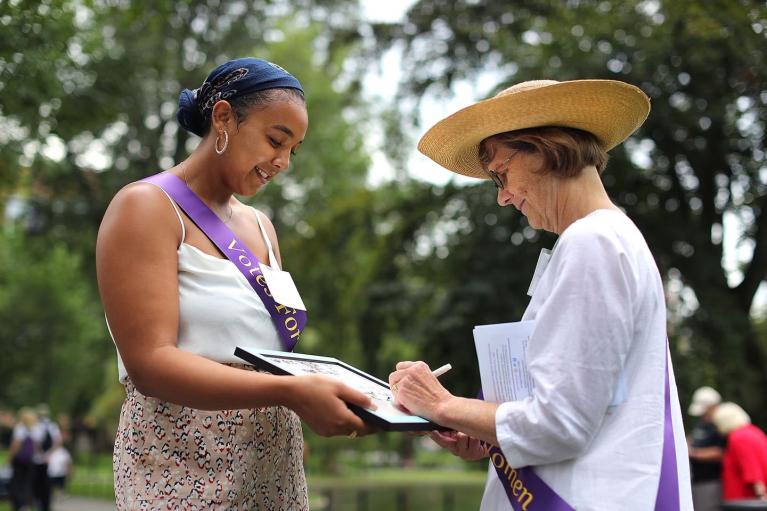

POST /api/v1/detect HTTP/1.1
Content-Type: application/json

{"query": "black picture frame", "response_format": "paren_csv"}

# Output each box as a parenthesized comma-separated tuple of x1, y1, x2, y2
(234, 347, 448, 431)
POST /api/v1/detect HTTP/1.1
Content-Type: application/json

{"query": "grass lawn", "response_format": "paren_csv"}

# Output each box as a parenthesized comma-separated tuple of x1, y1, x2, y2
(309, 467, 486, 488)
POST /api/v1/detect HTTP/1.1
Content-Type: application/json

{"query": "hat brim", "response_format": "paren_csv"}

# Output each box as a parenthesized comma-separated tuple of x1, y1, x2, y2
(417, 80, 650, 179)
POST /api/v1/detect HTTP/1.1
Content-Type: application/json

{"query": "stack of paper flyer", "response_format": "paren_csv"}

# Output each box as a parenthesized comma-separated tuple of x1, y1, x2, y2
(473, 320, 536, 403)
(473, 320, 626, 406)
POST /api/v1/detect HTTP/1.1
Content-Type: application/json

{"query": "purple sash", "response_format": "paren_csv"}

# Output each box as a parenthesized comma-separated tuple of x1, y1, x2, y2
(485, 347, 679, 510)
(487, 445, 574, 511)
(141, 172, 307, 351)
(655, 348, 680, 510)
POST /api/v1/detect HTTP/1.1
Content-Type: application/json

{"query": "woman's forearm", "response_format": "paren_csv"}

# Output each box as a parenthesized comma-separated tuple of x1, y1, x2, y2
(121, 344, 376, 438)
(689, 446, 723, 462)
(436, 396, 500, 446)
(128, 345, 295, 410)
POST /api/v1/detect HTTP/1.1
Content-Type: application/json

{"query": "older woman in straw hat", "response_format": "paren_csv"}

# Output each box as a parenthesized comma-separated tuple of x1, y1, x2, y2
(389, 80, 693, 510)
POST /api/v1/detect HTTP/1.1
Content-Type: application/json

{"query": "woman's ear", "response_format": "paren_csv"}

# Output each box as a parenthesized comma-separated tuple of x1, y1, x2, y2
(210, 100, 235, 133)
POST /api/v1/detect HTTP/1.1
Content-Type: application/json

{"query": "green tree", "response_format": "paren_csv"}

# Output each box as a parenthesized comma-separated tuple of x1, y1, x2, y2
(1, 0, 365, 255)
(0, 229, 107, 414)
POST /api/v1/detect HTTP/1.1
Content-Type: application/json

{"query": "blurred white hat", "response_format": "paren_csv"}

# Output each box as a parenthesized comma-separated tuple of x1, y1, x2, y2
(688, 386, 722, 416)
(712, 402, 751, 435)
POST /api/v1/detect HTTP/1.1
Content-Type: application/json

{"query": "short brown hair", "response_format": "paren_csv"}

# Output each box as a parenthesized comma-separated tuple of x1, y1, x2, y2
(479, 126, 609, 177)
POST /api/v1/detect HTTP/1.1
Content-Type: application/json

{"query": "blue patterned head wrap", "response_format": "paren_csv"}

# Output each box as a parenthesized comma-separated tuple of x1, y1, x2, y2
(177, 57, 304, 137)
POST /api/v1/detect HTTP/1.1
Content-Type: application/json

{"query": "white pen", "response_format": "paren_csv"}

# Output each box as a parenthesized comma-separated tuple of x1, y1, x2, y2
(432, 363, 452, 378)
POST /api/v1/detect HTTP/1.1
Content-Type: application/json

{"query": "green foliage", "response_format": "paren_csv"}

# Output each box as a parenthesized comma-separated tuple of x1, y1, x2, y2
(246, 23, 372, 226)
(0, 229, 107, 415)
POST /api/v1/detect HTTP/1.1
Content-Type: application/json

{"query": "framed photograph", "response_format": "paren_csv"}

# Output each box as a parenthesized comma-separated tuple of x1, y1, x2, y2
(234, 347, 447, 431)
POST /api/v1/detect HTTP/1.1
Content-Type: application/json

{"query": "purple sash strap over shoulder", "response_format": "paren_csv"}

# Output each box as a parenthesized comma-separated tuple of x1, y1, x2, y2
(483, 344, 679, 510)
(141, 172, 307, 351)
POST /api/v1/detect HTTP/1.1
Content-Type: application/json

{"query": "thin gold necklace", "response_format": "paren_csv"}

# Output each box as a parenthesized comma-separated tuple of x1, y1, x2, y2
(181, 165, 233, 223)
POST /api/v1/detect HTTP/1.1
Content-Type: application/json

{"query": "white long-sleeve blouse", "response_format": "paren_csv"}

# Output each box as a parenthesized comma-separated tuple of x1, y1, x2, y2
(481, 209, 693, 511)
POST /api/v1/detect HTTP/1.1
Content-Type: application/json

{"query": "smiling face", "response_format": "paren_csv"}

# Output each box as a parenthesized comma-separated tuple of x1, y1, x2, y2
(482, 138, 556, 231)
(211, 93, 309, 195)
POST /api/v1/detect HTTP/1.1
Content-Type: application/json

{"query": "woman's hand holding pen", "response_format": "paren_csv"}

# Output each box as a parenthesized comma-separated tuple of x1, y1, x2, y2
(388, 361, 454, 423)
(390, 361, 497, 456)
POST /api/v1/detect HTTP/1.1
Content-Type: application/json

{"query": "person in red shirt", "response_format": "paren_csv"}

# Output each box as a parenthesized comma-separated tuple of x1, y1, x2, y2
(712, 402, 767, 501)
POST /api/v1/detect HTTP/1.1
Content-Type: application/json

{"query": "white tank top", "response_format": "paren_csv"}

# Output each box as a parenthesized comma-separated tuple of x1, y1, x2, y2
(113, 189, 283, 383)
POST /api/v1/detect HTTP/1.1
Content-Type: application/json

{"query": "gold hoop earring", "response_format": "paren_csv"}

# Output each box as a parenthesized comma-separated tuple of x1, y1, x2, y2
(215, 130, 229, 155)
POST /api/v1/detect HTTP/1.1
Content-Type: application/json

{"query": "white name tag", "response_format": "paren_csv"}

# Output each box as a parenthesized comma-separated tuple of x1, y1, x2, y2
(527, 248, 552, 297)
(259, 263, 307, 311)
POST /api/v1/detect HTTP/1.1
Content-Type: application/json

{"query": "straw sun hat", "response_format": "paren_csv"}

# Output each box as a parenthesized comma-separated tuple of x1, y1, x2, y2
(417, 79, 651, 179)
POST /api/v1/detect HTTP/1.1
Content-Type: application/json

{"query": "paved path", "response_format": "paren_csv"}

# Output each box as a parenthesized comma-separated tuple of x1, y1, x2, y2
(54, 494, 116, 511)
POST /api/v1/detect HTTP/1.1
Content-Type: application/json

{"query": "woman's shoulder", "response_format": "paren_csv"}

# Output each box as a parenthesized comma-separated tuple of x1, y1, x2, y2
(244, 204, 279, 240)
(245, 204, 273, 225)
(554, 209, 656, 282)
(734, 424, 767, 441)
(109, 180, 172, 211)
(565, 208, 630, 233)
(98, 179, 183, 245)
(560, 210, 625, 248)
(561, 210, 644, 251)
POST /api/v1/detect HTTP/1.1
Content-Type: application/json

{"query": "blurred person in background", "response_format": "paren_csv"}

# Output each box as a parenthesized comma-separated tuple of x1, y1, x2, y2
(31, 404, 62, 511)
(687, 386, 725, 511)
(46, 443, 72, 492)
(711, 402, 767, 502)
(8, 407, 38, 511)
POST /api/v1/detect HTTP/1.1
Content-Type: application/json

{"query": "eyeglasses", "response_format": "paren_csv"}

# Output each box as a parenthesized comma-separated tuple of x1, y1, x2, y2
(482, 154, 514, 191)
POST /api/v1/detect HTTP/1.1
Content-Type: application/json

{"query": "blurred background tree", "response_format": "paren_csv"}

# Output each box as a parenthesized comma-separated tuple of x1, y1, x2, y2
(0, 0, 765, 471)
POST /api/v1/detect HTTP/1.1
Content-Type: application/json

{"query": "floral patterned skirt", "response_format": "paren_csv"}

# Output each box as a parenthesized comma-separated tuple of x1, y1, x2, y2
(113, 365, 308, 510)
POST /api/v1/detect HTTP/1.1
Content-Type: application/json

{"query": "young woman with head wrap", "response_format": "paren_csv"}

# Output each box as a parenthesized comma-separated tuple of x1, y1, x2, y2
(97, 58, 374, 510)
